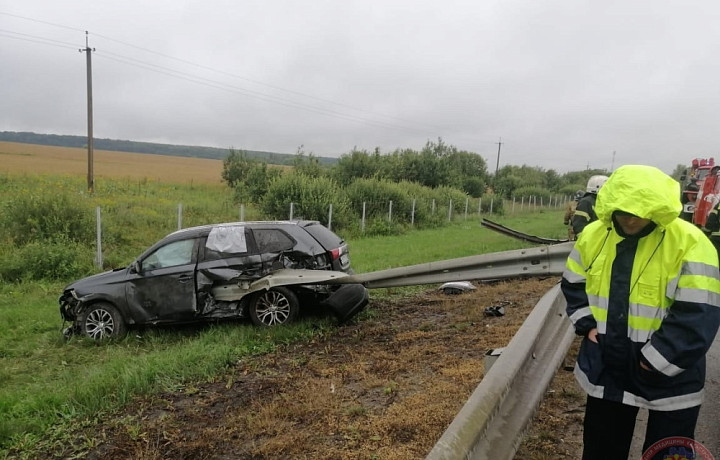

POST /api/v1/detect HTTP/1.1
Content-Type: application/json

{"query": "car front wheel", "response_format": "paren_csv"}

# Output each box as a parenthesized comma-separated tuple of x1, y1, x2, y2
(249, 287, 299, 326)
(78, 303, 127, 340)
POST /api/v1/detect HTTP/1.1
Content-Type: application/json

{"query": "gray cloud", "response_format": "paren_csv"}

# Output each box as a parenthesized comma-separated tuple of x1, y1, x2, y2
(3, 0, 720, 174)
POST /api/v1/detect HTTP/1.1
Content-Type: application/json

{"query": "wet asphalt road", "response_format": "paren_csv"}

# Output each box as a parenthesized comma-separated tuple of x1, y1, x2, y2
(629, 331, 720, 458)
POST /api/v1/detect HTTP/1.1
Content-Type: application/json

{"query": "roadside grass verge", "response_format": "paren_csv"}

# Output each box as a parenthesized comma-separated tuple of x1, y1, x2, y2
(0, 182, 566, 457)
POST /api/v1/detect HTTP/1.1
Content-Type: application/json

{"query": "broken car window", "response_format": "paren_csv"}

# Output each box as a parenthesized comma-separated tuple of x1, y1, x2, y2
(206, 225, 248, 253)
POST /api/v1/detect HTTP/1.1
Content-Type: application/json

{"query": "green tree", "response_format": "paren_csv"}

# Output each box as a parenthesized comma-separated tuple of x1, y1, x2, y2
(221, 149, 256, 188)
(293, 146, 324, 178)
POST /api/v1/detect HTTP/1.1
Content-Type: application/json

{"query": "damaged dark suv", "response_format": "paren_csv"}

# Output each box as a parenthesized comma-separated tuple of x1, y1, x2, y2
(60, 221, 368, 340)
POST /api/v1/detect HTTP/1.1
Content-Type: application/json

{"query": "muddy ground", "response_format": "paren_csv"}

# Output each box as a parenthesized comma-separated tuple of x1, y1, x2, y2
(39, 277, 586, 459)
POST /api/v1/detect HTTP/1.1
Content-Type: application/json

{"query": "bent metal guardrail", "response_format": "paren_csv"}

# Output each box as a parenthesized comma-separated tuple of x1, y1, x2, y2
(212, 242, 575, 299)
(425, 283, 574, 460)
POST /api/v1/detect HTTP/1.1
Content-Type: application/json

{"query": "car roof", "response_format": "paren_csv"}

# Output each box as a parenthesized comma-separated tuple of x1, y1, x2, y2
(166, 220, 320, 239)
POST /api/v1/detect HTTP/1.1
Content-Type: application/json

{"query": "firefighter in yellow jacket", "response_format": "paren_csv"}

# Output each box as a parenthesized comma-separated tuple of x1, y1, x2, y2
(561, 165, 720, 460)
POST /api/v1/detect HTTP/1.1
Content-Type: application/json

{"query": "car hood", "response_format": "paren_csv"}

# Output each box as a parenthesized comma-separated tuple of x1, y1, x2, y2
(64, 267, 129, 293)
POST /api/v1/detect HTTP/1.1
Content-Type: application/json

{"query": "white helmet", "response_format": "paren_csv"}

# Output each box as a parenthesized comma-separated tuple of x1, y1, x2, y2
(586, 175, 609, 194)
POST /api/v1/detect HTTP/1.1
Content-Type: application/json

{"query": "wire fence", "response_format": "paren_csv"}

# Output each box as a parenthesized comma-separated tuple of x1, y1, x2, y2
(91, 195, 571, 268)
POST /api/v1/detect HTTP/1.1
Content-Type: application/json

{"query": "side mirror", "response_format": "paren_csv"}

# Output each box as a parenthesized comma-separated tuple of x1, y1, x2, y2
(130, 261, 141, 274)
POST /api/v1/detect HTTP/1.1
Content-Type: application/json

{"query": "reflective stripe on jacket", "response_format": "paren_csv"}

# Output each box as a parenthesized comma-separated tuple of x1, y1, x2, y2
(562, 165, 720, 411)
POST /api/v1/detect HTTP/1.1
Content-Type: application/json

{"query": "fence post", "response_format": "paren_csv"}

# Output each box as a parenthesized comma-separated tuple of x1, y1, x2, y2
(512, 197, 516, 214)
(95, 206, 103, 269)
(239, 204, 245, 222)
(432, 199, 436, 215)
(490, 198, 494, 214)
(464, 197, 469, 220)
(540, 196, 544, 207)
(289, 202, 294, 220)
(448, 199, 453, 221)
(478, 197, 482, 216)
(177, 203, 183, 230)
(328, 204, 333, 230)
(362, 201, 366, 233)
(411, 199, 416, 226)
(388, 200, 393, 222)
(521, 196, 524, 211)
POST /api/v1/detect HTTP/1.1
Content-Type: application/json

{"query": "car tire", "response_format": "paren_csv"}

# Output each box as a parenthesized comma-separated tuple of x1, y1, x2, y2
(78, 302, 127, 340)
(249, 287, 300, 326)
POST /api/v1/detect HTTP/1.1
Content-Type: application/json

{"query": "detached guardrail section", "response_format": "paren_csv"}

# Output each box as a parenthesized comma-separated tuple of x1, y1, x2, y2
(426, 283, 574, 460)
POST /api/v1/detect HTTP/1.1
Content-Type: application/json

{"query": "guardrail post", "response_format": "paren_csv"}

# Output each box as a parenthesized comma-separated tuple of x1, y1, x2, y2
(411, 199, 416, 226)
(177, 203, 183, 230)
(289, 202, 294, 220)
(328, 203, 333, 230)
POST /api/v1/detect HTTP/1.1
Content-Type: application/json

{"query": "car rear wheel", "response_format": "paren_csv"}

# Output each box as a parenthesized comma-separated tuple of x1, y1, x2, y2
(249, 287, 299, 326)
(78, 303, 127, 340)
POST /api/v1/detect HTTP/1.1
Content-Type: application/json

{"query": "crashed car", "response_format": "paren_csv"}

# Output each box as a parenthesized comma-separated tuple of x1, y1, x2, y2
(60, 220, 369, 339)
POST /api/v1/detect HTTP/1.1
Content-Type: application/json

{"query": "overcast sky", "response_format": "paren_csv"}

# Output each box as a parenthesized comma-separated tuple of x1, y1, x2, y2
(2, 1, 720, 174)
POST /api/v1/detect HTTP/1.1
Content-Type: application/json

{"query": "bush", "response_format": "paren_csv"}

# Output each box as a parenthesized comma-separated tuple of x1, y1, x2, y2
(261, 173, 351, 228)
(345, 178, 413, 223)
(479, 193, 504, 214)
(0, 236, 96, 282)
(0, 192, 94, 245)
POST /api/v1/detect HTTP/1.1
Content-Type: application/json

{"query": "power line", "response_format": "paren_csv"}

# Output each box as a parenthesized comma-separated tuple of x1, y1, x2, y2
(95, 50, 425, 132)
(92, 32, 438, 131)
(0, 12, 85, 33)
(0, 28, 78, 50)
(0, 12, 443, 135)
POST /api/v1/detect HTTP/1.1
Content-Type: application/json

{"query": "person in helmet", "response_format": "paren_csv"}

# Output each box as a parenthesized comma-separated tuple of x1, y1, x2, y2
(564, 190, 585, 240)
(571, 175, 609, 237)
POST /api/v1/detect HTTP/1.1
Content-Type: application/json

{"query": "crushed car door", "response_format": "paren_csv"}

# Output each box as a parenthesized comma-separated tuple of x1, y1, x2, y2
(196, 226, 263, 313)
(127, 237, 199, 321)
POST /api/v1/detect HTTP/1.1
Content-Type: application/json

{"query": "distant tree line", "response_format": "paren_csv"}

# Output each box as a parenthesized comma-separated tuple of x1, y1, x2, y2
(0, 131, 336, 166)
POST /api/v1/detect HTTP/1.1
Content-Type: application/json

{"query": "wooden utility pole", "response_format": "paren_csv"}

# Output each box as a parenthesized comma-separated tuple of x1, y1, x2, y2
(80, 31, 95, 193)
(494, 137, 503, 178)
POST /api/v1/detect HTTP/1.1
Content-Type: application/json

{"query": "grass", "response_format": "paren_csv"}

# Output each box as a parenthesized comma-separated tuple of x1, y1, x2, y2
(0, 163, 568, 457)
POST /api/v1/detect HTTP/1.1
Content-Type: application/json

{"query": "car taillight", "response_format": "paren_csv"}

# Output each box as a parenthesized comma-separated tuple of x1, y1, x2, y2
(330, 248, 341, 260)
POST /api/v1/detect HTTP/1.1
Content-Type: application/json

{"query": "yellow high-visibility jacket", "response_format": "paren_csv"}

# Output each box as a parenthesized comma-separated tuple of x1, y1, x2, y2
(562, 165, 720, 410)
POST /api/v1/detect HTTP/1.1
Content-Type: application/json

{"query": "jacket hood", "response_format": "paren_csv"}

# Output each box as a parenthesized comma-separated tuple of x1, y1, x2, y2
(595, 165, 681, 228)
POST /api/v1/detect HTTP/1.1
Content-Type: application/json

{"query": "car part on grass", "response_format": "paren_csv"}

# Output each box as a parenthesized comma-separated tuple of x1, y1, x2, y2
(481, 218, 569, 244)
(483, 305, 505, 317)
(425, 283, 574, 460)
(323, 284, 370, 323)
(439, 281, 477, 295)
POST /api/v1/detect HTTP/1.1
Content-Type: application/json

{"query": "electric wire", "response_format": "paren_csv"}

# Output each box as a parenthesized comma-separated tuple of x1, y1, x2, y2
(0, 12, 440, 135)
(0, 28, 78, 50)
(91, 31, 439, 130)
(95, 49, 423, 132)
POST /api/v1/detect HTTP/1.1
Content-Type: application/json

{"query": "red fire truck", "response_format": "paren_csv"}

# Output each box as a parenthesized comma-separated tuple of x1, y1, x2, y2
(682, 158, 720, 227)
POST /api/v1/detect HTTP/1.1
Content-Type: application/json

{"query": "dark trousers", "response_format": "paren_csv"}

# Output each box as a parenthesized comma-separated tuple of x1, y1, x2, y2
(581, 396, 700, 460)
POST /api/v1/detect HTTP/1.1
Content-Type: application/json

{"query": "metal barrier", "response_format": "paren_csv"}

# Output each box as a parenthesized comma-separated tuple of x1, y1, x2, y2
(425, 283, 574, 460)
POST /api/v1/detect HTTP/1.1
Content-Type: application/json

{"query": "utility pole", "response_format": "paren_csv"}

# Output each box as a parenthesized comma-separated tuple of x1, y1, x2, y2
(494, 137, 503, 179)
(80, 31, 95, 193)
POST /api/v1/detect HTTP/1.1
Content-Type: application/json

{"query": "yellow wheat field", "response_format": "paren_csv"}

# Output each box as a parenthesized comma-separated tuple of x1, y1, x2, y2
(0, 141, 226, 185)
